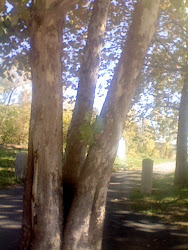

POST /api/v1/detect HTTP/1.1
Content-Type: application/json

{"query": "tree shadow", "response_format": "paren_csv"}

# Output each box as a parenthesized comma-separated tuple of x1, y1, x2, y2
(0, 185, 23, 249)
(102, 171, 188, 250)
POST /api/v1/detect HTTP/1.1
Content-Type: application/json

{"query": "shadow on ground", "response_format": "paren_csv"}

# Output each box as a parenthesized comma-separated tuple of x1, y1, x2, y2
(0, 185, 23, 250)
(102, 171, 188, 250)
(0, 169, 188, 250)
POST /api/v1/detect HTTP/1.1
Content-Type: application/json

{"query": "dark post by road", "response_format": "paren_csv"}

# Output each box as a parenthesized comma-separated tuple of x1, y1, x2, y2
(140, 158, 153, 194)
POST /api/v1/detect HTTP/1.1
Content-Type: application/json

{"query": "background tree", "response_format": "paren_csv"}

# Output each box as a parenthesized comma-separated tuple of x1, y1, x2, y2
(126, 0, 187, 172)
(123, 115, 158, 158)
(173, 0, 188, 186)
(174, 68, 188, 186)
(0, 74, 31, 145)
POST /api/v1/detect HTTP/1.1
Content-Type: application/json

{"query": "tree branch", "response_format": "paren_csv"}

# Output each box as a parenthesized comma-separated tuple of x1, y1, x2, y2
(50, 0, 79, 13)
(154, 35, 184, 68)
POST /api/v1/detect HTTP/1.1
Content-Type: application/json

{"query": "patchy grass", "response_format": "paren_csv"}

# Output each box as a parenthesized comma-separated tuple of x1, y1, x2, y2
(129, 173, 188, 231)
(113, 155, 173, 171)
(113, 158, 127, 171)
(126, 155, 174, 170)
(0, 146, 26, 188)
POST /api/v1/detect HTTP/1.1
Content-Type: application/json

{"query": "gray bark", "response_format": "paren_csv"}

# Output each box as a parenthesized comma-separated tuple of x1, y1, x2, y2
(23, 13, 63, 250)
(174, 75, 188, 187)
(88, 163, 113, 249)
(63, 1, 160, 249)
(63, 0, 110, 221)
(20, 1, 78, 249)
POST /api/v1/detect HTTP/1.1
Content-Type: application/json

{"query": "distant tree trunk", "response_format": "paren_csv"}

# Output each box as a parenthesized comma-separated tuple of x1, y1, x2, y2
(20, 1, 78, 249)
(63, 1, 160, 249)
(174, 75, 188, 187)
(63, 0, 110, 221)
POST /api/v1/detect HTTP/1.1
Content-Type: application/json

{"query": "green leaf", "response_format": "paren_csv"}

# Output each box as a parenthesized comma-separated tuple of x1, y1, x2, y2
(80, 122, 94, 145)
(93, 115, 104, 134)
(170, 0, 184, 10)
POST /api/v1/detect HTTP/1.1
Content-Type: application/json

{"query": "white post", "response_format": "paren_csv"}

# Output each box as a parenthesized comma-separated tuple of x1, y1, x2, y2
(15, 152, 28, 178)
(141, 158, 153, 194)
(117, 137, 126, 159)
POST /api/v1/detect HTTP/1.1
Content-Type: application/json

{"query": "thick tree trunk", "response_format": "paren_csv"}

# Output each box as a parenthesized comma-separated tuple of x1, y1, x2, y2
(63, 0, 110, 221)
(174, 76, 188, 187)
(63, 1, 160, 249)
(20, 1, 79, 248)
(21, 13, 63, 250)
(88, 163, 113, 249)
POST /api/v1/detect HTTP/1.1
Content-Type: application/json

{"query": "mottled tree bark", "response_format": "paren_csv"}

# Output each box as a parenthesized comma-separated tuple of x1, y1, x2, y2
(88, 163, 113, 249)
(20, 1, 78, 249)
(21, 13, 63, 250)
(63, 1, 160, 249)
(174, 75, 188, 187)
(63, 0, 110, 221)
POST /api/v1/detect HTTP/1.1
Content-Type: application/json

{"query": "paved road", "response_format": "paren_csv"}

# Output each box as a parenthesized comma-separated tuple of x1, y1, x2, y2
(1, 162, 188, 249)
(103, 162, 188, 249)
(0, 185, 23, 250)
(153, 161, 175, 174)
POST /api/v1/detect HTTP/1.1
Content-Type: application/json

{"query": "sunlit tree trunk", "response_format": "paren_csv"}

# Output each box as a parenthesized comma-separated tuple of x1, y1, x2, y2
(20, 1, 78, 249)
(63, 1, 160, 249)
(63, 0, 110, 221)
(174, 74, 188, 187)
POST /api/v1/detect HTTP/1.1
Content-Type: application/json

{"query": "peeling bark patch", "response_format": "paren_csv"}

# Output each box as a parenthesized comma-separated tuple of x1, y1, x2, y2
(46, 70, 54, 83)
(95, 187, 107, 225)
(139, 1, 160, 38)
(116, 82, 124, 98)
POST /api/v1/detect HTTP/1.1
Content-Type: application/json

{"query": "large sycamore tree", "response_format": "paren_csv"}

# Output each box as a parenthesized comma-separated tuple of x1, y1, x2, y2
(63, 0, 111, 221)
(0, 0, 160, 249)
(63, 0, 160, 249)
(20, 1, 78, 249)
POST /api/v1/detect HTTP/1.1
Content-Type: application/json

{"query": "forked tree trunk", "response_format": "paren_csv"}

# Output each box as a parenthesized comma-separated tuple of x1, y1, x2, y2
(174, 76, 188, 187)
(63, 1, 160, 249)
(88, 162, 113, 249)
(20, 1, 78, 249)
(63, 0, 110, 221)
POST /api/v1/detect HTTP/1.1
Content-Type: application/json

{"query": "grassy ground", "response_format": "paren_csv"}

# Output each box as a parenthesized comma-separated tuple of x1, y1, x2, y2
(129, 173, 188, 231)
(0, 146, 26, 188)
(0, 146, 173, 187)
(113, 155, 173, 171)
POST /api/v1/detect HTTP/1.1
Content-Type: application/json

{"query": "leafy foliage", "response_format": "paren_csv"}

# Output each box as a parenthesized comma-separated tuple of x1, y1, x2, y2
(0, 103, 30, 144)
(0, 0, 30, 78)
(80, 113, 104, 145)
(129, 0, 187, 145)
(0, 75, 31, 145)
(124, 114, 161, 158)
